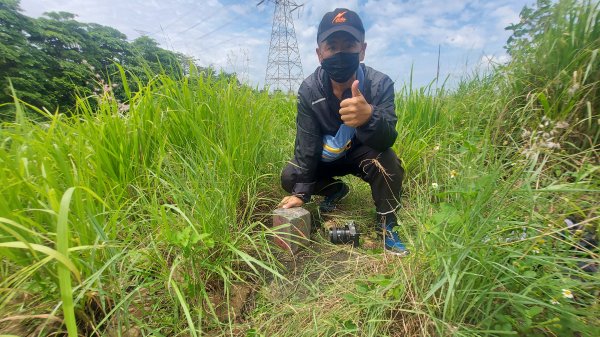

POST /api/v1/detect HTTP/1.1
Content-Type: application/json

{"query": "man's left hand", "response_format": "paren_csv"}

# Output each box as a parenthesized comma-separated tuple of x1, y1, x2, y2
(339, 80, 372, 127)
(277, 195, 304, 209)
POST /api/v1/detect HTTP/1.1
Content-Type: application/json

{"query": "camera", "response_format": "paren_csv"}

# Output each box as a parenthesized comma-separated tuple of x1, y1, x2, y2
(329, 221, 360, 247)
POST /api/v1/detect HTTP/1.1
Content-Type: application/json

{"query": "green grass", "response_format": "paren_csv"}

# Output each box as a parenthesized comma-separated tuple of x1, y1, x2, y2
(244, 70, 599, 336)
(0, 70, 294, 335)
(1, 0, 598, 336)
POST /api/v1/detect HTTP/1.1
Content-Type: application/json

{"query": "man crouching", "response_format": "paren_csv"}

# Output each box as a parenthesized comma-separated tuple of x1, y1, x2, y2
(278, 8, 408, 256)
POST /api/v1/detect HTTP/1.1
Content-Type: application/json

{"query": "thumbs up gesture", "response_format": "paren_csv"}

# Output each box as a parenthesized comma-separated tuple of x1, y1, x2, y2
(339, 80, 373, 127)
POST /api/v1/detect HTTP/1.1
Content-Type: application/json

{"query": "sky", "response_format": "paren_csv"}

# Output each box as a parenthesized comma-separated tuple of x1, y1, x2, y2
(19, 0, 534, 90)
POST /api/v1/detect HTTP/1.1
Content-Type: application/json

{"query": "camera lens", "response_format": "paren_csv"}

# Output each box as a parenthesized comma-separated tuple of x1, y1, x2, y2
(329, 222, 359, 247)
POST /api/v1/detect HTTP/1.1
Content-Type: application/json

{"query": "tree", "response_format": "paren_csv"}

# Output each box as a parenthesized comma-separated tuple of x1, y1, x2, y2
(129, 36, 186, 76)
(0, 0, 202, 120)
(0, 0, 54, 111)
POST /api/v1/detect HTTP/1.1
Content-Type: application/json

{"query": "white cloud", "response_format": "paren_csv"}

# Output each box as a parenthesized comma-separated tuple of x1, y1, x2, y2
(18, 0, 533, 90)
(492, 5, 520, 30)
(443, 25, 485, 49)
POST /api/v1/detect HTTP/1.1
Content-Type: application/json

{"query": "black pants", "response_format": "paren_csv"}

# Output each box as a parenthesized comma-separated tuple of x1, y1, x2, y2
(281, 145, 404, 215)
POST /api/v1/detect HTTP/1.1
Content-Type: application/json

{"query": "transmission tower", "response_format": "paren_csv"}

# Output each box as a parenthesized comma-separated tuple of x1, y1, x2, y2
(258, 0, 304, 93)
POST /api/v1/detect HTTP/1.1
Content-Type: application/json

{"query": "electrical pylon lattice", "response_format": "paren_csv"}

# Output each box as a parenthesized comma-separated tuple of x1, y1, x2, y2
(259, 0, 304, 93)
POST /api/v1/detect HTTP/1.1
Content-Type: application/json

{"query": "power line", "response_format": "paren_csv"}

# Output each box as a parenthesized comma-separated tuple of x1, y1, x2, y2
(192, 18, 237, 41)
(178, 7, 228, 34)
(134, 7, 221, 38)
(145, 11, 195, 37)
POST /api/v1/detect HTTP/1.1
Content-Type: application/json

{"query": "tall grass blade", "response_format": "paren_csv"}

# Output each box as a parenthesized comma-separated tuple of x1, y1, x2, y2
(56, 187, 78, 337)
(169, 279, 198, 337)
(0, 242, 80, 279)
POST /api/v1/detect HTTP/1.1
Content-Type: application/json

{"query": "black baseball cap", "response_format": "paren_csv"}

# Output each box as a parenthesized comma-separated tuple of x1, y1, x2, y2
(317, 8, 365, 44)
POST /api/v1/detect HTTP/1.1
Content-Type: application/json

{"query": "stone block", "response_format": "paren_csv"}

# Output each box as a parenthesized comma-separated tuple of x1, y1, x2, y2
(272, 207, 311, 253)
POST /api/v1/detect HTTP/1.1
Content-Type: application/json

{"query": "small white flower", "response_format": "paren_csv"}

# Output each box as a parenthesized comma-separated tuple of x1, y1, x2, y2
(562, 289, 573, 299)
(544, 141, 561, 149)
(431, 182, 439, 189)
(433, 145, 440, 151)
(568, 83, 580, 96)
(550, 299, 559, 305)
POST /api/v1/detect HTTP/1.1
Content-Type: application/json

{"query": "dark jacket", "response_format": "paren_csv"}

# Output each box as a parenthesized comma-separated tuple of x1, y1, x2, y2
(291, 63, 397, 199)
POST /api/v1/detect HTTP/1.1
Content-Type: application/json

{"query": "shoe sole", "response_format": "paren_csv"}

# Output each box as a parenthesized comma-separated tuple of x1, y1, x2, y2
(382, 228, 409, 257)
(384, 248, 410, 257)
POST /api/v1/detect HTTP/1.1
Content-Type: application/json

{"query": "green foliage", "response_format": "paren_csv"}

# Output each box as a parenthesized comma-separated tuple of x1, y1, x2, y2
(0, 0, 196, 119)
(245, 1, 598, 336)
(0, 68, 292, 335)
(0, 0, 598, 336)
(504, 0, 600, 145)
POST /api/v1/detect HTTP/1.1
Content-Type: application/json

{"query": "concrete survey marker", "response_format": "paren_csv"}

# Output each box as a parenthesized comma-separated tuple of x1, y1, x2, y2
(272, 207, 312, 254)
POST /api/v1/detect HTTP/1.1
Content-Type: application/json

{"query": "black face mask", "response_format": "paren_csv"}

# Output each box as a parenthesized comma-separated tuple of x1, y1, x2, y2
(321, 52, 360, 83)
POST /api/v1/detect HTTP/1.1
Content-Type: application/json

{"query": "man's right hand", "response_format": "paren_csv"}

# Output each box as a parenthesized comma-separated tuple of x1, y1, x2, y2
(277, 195, 304, 209)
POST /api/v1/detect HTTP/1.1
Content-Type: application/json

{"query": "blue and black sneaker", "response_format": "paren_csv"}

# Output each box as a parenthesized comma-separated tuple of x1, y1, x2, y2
(319, 182, 350, 213)
(382, 223, 409, 256)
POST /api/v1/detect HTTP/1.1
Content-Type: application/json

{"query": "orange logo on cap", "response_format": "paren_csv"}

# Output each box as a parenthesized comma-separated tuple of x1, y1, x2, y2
(332, 11, 347, 24)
